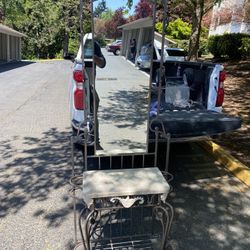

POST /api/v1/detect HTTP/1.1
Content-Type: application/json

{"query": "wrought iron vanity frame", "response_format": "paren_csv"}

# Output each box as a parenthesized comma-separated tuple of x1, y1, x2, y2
(70, 1, 175, 249)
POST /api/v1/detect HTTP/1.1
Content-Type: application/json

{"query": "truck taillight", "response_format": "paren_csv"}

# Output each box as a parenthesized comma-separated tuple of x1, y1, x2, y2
(74, 80, 84, 110)
(73, 69, 85, 110)
(216, 71, 226, 107)
(73, 70, 84, 82)
(219, 71, 226, 82)
(74, 88, 84, 110)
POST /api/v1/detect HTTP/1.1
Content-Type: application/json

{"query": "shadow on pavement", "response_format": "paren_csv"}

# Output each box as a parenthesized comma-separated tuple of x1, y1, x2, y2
(1, 128, 250, 249)
(0, 61, 35, 73)
(0, 128, 72, 221)
(167, 143, 250, 250)
(99, 87, 148, 129)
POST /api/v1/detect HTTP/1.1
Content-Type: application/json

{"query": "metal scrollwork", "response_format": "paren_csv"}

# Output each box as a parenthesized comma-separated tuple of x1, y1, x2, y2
(110, 196, 144, 208)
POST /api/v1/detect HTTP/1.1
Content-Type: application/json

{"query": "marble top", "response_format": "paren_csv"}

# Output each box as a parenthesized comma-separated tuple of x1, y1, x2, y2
(82, 167, 170, 207)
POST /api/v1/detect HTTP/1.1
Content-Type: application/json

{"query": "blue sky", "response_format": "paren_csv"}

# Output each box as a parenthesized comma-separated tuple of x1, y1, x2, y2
(94, 0, 139, 15)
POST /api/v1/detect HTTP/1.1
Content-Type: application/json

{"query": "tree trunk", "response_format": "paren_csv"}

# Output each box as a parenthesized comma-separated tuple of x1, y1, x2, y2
(63, 31, 69, 58)
(187, 0, 204, 61)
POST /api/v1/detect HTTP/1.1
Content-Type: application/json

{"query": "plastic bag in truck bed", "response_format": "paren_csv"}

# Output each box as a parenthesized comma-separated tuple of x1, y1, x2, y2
(165, 84, 190, 107)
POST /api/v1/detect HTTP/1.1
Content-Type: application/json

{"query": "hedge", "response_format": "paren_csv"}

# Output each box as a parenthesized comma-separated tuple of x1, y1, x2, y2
(240, 37, 250, 58)
(175, 38, 209, 57)
(208, 33, 250, 59)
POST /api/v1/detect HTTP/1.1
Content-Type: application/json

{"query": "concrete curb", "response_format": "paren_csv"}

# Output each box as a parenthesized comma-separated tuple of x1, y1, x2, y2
(35, 59, 64, 62)
(198, 141, 250, 187)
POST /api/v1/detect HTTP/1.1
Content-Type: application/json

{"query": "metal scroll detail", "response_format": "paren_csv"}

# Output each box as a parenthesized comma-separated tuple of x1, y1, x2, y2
(110, 196, 144, 208)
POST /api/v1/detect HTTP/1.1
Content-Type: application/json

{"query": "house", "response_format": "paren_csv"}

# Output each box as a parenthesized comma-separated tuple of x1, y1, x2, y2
(0, 24, 26, 63)
(209, 0, 250, 36)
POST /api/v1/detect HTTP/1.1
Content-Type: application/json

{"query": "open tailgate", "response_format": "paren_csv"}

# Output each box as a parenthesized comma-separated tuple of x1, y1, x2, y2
(150, 110, 242, 139)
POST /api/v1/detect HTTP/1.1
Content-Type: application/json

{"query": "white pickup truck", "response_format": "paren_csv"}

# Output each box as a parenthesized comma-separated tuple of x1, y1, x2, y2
(149, 60, 241, 142)
(135, 42, 185, 70)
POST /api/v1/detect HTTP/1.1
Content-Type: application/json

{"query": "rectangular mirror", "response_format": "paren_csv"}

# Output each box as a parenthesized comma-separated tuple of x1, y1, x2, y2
(91, 1, 155, 154)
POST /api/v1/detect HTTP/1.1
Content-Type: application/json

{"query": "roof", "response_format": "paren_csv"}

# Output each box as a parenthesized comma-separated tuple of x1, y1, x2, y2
(0, 24, 26, 37)
(154, 32, 176, 45)
(118, 17, 153, 30)
(118, 17, 176, 45)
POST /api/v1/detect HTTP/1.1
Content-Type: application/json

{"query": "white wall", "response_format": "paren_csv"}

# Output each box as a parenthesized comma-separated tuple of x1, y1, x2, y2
(209, 22, 250, 36)
(0, 33, 21, 62)
(209, 0, 249, 36)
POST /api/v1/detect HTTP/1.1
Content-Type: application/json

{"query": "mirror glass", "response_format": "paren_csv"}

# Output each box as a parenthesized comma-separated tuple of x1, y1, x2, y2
(92, 0, 154, 154)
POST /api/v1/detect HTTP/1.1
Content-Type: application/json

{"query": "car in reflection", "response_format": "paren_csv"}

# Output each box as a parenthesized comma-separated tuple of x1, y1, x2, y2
(106, 40, 122, 56)
(135, 43, 186, 69)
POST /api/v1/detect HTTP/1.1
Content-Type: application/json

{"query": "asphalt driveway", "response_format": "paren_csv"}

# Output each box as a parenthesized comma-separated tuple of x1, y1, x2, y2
(0, 58, 249, 250)
(0, 60, 74, 249)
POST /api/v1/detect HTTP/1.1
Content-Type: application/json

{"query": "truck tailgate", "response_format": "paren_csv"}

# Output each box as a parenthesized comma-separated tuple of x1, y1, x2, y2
(150, 110, 241, 139)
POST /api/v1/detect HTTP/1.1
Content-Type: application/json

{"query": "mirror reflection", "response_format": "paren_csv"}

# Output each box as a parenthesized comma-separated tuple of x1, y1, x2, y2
(92, 1, 154, 153)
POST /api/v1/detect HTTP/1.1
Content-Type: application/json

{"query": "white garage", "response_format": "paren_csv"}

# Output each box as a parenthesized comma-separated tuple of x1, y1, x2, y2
(119, 17, 154, 60)
(118, 17, 176, 60)
(0, 24, 26, 63)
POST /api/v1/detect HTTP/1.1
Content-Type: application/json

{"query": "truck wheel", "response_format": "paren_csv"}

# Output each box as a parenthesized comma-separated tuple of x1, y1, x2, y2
(71, 127, 94, 155)
(114, 49, 120, 56)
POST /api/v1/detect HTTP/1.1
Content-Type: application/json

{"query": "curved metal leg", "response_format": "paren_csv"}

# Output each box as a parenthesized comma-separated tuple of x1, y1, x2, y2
(79, 208, 99, 250)
(165, 239, 179, 250)
(153, 202, 174, 250)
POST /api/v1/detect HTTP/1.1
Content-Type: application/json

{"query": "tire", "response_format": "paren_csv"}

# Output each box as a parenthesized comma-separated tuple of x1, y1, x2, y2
(72, 127, 95, 155)
(114, 49, 120, 56)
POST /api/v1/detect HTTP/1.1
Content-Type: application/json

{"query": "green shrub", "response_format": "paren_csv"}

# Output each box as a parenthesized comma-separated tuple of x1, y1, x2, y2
(207, 35, 221, 58)
(155, 19, 191, 40)
(95, 36, 107, 47)
(176, 39, 189, 52)
(166, 18, 191, 40)
(55, 50, 63, 59)
(198, 38, 209, 56)
(155, 22, 163, 34)
(175, 38, 208, 57)
(219, 33, 244, 58)
(208, 33, 250, 59)
(200, 26, 209, 39)
(68, 37, 79, 56)
(240, 37, 250, 58)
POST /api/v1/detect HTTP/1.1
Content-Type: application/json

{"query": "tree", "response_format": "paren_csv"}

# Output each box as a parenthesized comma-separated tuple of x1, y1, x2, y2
(244, 0, 250, 23)
(202, 9, 212, 28)
(21, 0, 61, 58)
(100, 8, 114, 21)
(94, 0, 107, 17)
(134, 0, 152, 20)
(105, 8, 126, 39)
(171, 0, 221, 60)
(95, 18, 107, 38)
(56, 0, 80, 57)
(0, 0, 26, 27)
(126, 0, 134, 9)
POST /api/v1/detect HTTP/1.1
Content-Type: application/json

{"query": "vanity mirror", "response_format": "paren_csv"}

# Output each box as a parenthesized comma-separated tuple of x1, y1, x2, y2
(91, 1, 155, 154)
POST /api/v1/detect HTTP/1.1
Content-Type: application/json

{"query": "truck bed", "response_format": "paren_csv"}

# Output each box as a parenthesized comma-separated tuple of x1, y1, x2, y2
(149, 61, 242, 141)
